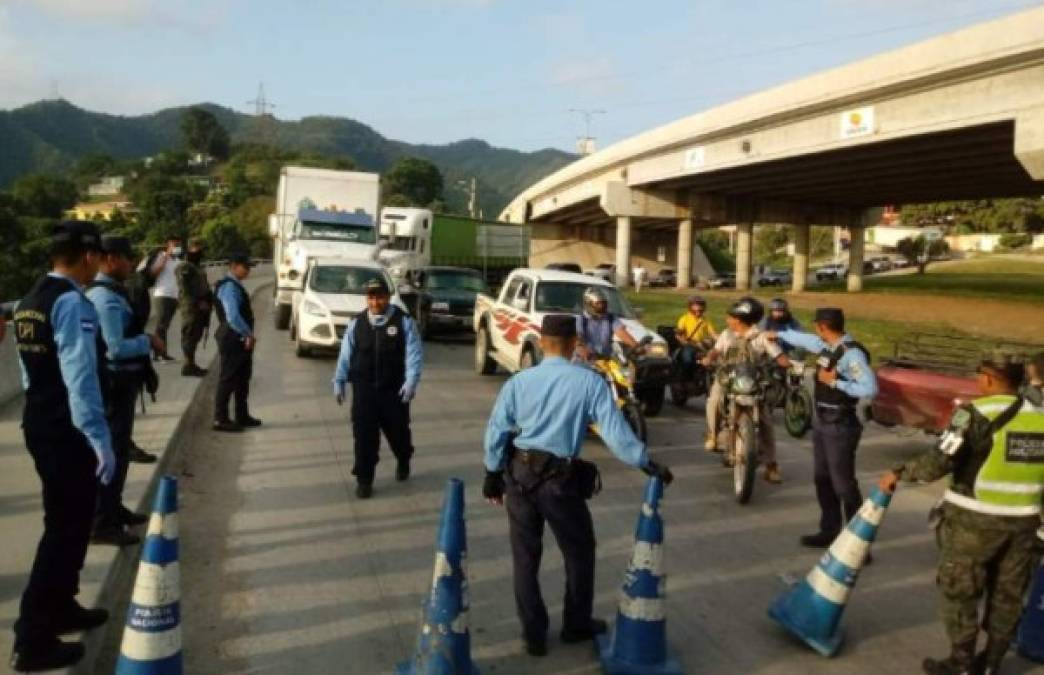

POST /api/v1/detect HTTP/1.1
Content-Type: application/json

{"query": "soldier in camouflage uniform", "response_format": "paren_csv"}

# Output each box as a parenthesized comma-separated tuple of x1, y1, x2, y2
(879, 355, 1044, 675)
(176, 240, 212, 377)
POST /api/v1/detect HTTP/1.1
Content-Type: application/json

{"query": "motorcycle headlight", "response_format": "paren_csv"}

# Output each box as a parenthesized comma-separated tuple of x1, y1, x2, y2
(646, 343, 668, 358)
(792, 361, 806, 375)
(303, 300, 327, 317)
(431, 301, 450, 313)
(732, 374, 756, 395)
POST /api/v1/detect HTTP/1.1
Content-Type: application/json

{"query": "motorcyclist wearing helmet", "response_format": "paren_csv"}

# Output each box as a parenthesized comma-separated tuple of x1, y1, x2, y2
(701, 297, 791, 483)
(574, 286, 639, 361)
(761, 298, 801, 351)
(674, 295, 717, 369)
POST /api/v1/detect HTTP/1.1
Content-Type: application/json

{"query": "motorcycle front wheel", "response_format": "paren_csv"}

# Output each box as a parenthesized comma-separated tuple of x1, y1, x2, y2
(669, 382, 689, 408)
(733, 413, 758, 504)
(784, 388, 814, 439)
(623, 401, 648, 442)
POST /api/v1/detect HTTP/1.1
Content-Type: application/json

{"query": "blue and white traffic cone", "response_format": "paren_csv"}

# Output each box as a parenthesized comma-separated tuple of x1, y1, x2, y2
(396, 478, 480, 675)
(115, 475, 182, 674)
(1017, 559, 1044, 663)
(596, 476, 683, 675)
(768, 487, 891, 657)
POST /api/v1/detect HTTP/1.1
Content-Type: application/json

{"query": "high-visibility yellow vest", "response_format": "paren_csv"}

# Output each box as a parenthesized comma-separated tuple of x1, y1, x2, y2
(944, 395, 1044, 517)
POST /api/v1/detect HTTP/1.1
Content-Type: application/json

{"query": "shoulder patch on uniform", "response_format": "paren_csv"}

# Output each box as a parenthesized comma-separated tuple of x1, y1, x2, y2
(848, 360, 864, 380)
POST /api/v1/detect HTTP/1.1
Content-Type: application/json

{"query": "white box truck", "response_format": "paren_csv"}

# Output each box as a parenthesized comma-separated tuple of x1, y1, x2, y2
(269, 166, 381, 329)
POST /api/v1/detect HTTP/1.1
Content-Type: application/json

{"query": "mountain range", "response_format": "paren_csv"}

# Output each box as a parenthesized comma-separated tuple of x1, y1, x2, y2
(0, 99, 576, 216)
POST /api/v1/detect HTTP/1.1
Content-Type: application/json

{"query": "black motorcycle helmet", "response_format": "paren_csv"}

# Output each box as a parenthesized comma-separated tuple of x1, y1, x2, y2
(769, 298, 788, 313)
(727, 296, 764, 325)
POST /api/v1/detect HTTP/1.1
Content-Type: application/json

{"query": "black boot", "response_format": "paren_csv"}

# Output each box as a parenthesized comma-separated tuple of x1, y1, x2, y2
(10, 639, 85, 672)
(54, 602, 109, 634)
(922, 640, 977, 674)
(974, 636, 1009, 675)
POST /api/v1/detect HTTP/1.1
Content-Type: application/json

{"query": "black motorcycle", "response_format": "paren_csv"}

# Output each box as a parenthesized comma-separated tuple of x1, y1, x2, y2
(656, 326, 712, 408)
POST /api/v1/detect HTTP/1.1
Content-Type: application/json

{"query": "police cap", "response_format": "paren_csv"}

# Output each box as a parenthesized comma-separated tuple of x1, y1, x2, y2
(52, 220, 102, 251)
(100, 234, 134, 258)
(228, 252, 255, 267)
(813, 307, 845, 328)
(364, 277, 391, 295)
(541, 314, 577, 339)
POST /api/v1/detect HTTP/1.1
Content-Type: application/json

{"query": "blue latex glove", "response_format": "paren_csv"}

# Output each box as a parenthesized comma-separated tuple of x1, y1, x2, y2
(399, 381, 416, 404)
(94, 444, 116, 485)
(334, 381, 346, 406)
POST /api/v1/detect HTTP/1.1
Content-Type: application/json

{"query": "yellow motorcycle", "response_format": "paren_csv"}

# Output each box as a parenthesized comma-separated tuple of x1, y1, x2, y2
(589, 337, 651, 442)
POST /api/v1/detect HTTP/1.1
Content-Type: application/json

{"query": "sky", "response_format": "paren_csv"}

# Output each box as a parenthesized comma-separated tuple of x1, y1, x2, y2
(1, 0, 1042, 153)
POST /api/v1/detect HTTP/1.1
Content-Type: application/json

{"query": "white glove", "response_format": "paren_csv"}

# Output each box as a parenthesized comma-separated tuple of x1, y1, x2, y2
(94, 444, 116, 485)
(334, 381, 346, 406)
(399, 382, 416, 404)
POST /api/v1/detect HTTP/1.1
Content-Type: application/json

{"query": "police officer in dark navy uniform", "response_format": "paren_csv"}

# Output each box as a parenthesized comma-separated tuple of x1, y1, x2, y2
(11, 221, 116, 672)
(333, 277, 423, 499)
(86, 235, 163, 546)
(483, 314, 674, 657)
(213, 253, 260, 432)
(769, 308, 878, 547)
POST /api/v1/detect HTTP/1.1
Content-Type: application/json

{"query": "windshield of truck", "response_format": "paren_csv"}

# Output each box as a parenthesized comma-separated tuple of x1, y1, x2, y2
(298, 219, 376, 244)
(386, 236, 414, 251)
(310, 266, 391, 294)
(533, 282, 633, 318)
(427, 271, 487, 293)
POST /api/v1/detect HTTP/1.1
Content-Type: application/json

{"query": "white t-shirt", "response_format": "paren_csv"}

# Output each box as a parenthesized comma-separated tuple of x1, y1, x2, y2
(713, 326, 782, 361)
(153, 254, 182, 299)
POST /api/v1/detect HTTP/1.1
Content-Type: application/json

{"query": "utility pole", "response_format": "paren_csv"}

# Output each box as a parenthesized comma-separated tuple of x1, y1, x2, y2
(570, 108, 605, 156)
(246, 82, 277, 144)
(456, 178, 478, 219)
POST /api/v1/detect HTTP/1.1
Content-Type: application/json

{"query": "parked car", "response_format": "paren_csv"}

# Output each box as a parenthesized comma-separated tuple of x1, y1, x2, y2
(413, 266, 490, 339)
(545, 262, 583, 274)
(650, 268, 677, 287)
(869, 256, 893, 273)
(757, 269, 792, 287)
(707, 272, 736, 289)
(815, 263, 846, 281)
(586, 262, 616, 282)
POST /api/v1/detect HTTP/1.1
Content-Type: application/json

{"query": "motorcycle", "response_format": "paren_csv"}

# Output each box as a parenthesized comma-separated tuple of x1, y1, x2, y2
(590, 336, 651, 442)
(761, 350, 815, 439)
(720, 360, 768, 504)
(656, 326, 712, 408)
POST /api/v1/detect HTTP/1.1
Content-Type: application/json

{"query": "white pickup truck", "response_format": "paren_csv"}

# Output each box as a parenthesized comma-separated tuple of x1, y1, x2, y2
(472, 268, 672, 414)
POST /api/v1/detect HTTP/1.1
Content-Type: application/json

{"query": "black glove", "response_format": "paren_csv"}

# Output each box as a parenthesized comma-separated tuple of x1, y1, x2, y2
(482, 471, 505, 500)
(642, 460, 674, 486)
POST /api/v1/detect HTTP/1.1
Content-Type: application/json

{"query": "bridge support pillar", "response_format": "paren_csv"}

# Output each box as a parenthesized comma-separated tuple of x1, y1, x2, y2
(847, 224, 865, 292)
(792, 225, 809, 293)
(615, 216, 631, 287)
(735, 223, 753, 291)
(676, 218, 693, 289)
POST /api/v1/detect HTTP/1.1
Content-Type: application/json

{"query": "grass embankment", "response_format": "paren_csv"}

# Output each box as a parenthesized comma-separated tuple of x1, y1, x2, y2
(625, 291, 926, 364)
(816, 257, 1044, 304)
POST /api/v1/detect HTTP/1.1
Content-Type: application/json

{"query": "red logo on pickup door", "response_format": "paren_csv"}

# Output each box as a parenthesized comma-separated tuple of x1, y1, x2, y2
(493, 308, 540, 345)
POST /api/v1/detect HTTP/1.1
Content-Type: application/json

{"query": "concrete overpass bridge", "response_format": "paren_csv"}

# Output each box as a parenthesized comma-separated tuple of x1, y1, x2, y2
(500, 6, 1044, 291)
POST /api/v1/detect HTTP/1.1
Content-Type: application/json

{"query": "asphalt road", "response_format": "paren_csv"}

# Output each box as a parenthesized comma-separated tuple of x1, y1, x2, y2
(172, 300, 1040, 674)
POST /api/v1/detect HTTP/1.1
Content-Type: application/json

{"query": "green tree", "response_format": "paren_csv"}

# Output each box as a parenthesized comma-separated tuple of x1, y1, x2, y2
(11, 174, 79, 218)
(200, 214, 248, 258)
(180, 107, 230, 160)
(383, 157, 443, 207)
(897, 236, 950, 274)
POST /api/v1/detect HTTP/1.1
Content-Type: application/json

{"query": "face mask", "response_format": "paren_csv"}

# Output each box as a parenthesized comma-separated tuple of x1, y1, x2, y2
(172, 246, 184, 257)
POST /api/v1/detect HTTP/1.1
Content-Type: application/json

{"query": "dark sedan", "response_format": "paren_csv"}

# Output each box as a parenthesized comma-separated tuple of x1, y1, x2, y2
(413, 266, 489, 339)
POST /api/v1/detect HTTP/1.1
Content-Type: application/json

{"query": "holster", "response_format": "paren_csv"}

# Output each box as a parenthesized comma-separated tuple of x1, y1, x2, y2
(815, 404, 855, 424)
(506, 449, 601, 500)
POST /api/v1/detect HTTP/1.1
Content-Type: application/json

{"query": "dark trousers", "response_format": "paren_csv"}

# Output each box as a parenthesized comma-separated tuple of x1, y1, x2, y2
(215, 333, 252, 422)
(505, 460, 596, 641)
(812, 411, 864, 535)
(181, 314, 208, 362)
(15, 429, 98, 648)
(350, 383, 413, 485)
(152, 297, 177, 356)
(96, 371, 140, 529)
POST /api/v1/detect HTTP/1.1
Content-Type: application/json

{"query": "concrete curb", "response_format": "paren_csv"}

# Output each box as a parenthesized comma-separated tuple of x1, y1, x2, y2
(67, 280, 273, 675)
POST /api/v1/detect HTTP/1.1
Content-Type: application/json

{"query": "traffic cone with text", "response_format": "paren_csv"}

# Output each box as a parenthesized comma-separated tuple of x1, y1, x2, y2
(396, 478, 480, 675)
(115, 475, 182, 674)
(596, 476, 682, 675)
(1017, 558, 1044, 663)
(768, 487, 891, 657)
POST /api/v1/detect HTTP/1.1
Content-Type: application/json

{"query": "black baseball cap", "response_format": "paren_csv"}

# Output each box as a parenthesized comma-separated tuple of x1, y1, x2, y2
(365, 278, 391, 295)
(52, 220, 102, 251)
(228, 252, 254, 267)
(541, 314, 577, 338)
(100, 234, 134, 258)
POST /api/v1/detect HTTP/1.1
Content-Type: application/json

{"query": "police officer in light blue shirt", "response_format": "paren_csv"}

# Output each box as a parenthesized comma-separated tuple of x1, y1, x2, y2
(212, 253, 260, 431)
(482, 314, 673, 657)
(86, 235, 162, 547)
(11, 221, 115, 672)
(333, 277, 423, 499)
(769, 307, 878, 549)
